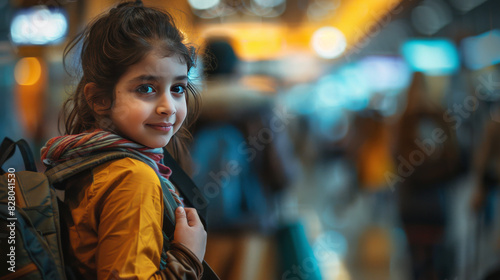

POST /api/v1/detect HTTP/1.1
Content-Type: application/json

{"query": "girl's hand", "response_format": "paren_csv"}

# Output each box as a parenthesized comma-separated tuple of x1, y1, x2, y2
(173, 207, 207, 262)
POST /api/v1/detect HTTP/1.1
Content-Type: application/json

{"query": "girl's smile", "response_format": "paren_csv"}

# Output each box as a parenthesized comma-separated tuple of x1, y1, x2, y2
(146, 122, 174, 132)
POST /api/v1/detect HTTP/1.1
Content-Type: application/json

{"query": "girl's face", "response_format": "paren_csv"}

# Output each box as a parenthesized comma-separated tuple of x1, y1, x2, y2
(110, 51, 188, 148)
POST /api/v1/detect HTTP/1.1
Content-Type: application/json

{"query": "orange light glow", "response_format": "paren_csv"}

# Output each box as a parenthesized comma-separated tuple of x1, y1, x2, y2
(15, 57, 42, 86)
(14, 57, 47, 138)
(239, 75, 278, 94)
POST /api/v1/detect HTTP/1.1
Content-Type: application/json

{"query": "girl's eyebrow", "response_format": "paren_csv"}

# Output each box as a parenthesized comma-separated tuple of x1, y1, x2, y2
(128, 75, 160, 84)
(174, 75, 188, 81)
(128, 74, 188, 84)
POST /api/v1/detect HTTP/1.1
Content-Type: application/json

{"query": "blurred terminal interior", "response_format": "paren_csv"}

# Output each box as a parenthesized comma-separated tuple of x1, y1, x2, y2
(1, 0, 500, 279)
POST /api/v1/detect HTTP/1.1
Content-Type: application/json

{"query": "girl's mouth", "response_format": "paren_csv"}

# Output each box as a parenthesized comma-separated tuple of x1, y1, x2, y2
(146, 123, 173, 132)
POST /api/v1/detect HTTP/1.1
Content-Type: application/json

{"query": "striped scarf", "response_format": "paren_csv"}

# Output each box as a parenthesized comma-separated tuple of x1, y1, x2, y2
(41, 129, 184, 207)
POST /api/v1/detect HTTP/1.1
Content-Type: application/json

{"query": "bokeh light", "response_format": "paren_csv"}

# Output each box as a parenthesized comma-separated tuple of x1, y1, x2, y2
(401, 39, 460, 75)
(10, 7, 68, 45)
(253, 0, 285, 8)
(461, 29, 500, 70)
(14, 57, 41, 86)
(188, 0, 220, 10)
(311, 26, 346, 59)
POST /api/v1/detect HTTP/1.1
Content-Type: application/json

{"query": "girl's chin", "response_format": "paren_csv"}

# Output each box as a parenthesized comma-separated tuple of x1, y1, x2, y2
(143, 138, 170, 149)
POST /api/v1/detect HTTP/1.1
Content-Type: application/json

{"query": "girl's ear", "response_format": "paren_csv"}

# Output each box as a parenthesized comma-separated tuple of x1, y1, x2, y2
(84, 83, 111, 115)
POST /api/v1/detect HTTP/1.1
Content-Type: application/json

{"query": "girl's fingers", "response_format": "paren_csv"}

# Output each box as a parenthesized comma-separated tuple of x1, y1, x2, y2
(175, 207, 187, 225)
(184, 208, 201, 226)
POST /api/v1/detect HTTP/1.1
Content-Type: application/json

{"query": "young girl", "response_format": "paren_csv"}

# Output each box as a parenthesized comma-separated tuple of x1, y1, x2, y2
(40, 1, 210, 279)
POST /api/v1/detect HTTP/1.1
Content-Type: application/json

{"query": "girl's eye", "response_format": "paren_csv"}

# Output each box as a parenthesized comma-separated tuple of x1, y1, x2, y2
(172, 85, 186, 95)
(136, 84, 156, 95)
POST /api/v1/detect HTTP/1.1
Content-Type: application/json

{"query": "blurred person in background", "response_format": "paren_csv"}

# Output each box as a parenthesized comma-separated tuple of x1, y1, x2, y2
(393, 72, 461, 280)
(471, 102, 500, 279)
(190, 37, 299, 279)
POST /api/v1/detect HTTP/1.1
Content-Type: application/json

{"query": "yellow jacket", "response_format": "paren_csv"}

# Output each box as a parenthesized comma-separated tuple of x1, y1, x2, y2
(61, 157, 202, 279)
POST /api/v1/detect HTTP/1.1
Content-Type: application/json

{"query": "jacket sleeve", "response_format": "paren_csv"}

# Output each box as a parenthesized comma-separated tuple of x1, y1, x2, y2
(155, 242, 203, 279)
(92, 158, 203, 280)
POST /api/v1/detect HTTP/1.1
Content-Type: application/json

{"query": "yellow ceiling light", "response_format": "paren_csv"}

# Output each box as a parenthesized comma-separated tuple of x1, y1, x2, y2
(14, 57, 42, 86)
(311, 26, 346, 59)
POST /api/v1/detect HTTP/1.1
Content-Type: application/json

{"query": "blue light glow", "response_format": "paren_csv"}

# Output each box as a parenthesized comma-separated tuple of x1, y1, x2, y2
(316, 75, 346, 109)
(188, 0, 220, 10)
(461, 29, 500, 70)
(337, 64, 371, 111)
(10, 7, 68, 46)
(401, 39, 460, 75)
(359, 56, 411, 92)
(313, 230, 348, 259)
(283, 83, 316, 115)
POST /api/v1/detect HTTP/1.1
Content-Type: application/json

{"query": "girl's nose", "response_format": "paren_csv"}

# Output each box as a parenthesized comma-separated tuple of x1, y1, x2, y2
(156, 93, 176, 116)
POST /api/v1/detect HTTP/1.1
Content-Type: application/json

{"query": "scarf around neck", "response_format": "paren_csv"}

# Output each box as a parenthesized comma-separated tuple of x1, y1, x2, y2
(41, 129, 183, 206)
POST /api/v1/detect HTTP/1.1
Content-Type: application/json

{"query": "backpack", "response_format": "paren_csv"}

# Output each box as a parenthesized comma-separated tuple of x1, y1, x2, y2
(0, 138, 67, 279)
(0, 138, 219, 280)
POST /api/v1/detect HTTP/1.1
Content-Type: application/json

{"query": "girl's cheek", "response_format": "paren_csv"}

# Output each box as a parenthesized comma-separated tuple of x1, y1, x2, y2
(113, 104, 134, 121)
(112, 95, 137, 121)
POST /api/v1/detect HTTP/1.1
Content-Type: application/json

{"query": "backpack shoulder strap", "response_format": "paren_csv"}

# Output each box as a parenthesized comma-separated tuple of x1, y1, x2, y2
(162, 150, 208, 226)
(0, 137, 37, 174)
(159, 178, 178, 238)
(162, 151, 220, 280)
(45, 151, 144, 187)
